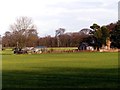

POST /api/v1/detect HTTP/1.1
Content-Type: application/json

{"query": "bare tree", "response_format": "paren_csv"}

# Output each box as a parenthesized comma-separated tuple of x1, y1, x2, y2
(9, 16, 38, 48)
(10, 16, 36, 32)
(55, 28, 65, 47)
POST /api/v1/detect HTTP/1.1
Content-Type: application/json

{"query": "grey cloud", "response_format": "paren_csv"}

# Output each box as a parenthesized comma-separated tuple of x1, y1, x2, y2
(1, 0, 118, 37)
(32, 2, 118, 37)
(48, 1, 104, 10)
(48, 1, 118, 13)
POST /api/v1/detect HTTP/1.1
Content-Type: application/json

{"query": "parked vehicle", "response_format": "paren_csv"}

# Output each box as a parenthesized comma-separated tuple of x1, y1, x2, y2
(13, 48, 28, 54)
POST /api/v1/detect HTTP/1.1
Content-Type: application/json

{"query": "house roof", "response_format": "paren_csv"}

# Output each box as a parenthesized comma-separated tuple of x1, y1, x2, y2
(35, 46, 47, 48)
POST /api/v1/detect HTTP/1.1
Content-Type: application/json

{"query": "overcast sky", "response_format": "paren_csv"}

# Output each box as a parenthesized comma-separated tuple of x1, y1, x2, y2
(0, 0, 119, 37)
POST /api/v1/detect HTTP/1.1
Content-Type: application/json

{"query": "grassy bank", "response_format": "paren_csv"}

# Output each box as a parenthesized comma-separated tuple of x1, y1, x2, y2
(2, 51, 119, 88)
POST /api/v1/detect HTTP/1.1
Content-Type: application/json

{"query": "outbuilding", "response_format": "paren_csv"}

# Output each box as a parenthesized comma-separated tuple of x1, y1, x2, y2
(33, 46, 47, 53)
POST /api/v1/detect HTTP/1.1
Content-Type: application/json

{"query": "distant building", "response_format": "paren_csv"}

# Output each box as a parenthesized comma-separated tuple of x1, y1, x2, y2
(0, 45, 2, 51)
(0, 35, 2, 50)
(78, 42, 88, 50)
(78, 42, 94, 51)
(33, 46, 47, 53)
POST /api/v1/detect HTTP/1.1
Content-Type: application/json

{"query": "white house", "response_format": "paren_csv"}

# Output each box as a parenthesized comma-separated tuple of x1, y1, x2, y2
(32, 46, 47, 54)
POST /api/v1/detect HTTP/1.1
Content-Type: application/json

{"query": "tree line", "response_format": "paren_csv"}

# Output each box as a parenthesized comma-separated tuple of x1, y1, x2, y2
(1, 16, 120, 49)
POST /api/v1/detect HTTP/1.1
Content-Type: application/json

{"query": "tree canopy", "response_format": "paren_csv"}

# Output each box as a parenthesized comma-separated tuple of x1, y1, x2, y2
(3, 16, 38, 48)
(90, 24, 110, 50)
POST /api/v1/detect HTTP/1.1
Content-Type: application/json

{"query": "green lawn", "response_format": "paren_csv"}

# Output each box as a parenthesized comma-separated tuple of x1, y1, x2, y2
(2, 50, 119, 88)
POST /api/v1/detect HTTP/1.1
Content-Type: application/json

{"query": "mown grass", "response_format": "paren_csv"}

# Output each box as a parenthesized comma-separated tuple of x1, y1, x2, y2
(48, 47, 77, 50)
(2, 50, 119, 89)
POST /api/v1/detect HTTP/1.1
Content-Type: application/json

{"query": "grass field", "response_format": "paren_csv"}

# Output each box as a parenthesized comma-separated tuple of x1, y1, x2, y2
(2, 49, 119, 88)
